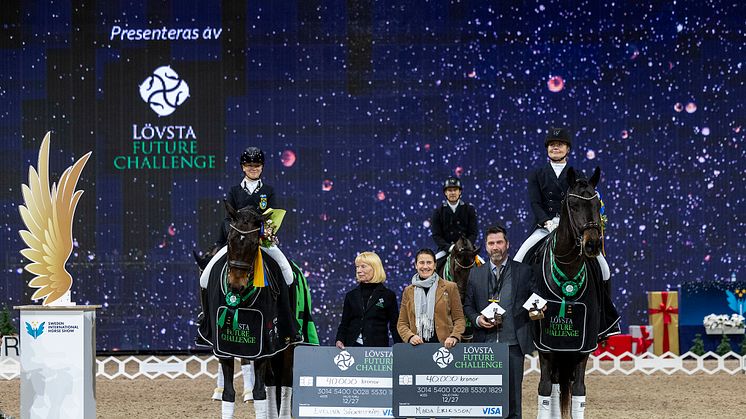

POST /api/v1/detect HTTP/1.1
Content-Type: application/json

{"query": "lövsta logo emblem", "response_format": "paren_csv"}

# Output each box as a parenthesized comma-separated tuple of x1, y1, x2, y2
(25, 321, 45, 340)
(334, 350, 355, 371)
(432, 347, 453, 368)
(139, 66, 190, 117)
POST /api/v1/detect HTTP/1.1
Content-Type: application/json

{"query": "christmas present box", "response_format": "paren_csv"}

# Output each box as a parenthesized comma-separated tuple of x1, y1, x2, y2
(629, 325, 654, 355)
(592, 334, 633, 360)
(647, 291, 680, 355)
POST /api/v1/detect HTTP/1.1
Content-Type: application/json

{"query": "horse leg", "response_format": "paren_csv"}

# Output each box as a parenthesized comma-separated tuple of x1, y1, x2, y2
(212, 362, 224, 400)
(277, 348, 294, 419)
(241, 359, 255, 402)
(536, 352, 553, 419)
(570, 354, 589, 419)
(251, 359, 269, 419)
(219, 358, 236, 419)
(547, 353, 561, 419)
(263, 357, 279, 419)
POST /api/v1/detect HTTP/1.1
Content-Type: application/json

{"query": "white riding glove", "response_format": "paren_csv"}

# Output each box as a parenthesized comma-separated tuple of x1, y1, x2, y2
(543, 220, 558, 233)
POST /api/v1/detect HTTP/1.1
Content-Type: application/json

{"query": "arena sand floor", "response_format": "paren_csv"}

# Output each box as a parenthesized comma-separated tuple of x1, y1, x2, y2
(1, 372, 745, 418)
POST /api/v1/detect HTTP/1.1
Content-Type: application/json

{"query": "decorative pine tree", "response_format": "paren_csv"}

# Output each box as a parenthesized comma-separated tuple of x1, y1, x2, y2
(0, 305, 18, 337)
(740, 336, 746, 356)
(715, 333, 732, 355)
(689, 333, 705, 356)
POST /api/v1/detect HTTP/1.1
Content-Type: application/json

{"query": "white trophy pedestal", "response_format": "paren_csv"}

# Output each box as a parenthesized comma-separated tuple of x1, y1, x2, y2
(14, 305, 100, 419)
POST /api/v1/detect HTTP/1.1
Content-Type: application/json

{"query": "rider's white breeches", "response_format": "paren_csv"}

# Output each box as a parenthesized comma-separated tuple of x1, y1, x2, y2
(199, 245, 294, 288)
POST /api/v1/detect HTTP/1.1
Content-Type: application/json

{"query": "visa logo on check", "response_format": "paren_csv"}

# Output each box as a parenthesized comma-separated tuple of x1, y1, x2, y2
(483, 407, 502, 415)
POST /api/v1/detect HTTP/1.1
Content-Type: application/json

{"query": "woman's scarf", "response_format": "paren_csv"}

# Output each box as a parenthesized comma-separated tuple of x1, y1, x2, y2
(412, 273, 439, 341)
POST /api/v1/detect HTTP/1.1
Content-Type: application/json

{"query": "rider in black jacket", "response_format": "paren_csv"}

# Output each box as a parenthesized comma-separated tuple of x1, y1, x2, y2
(216, 147, 277, 246)
(430, 176, 479, 265)
(515, 127, 574, 262)
(514, 127, 609, 281)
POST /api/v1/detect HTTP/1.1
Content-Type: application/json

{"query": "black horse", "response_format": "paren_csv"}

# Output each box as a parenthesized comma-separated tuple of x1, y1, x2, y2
(526, 167, 620, 419)
(437, 235, 480, 341)
(197, 203, 317, 419)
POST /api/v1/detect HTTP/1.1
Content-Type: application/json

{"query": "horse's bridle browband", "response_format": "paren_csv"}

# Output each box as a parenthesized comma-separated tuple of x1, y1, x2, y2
(229, 224, 261, 235)
(567, 192, 599, 201)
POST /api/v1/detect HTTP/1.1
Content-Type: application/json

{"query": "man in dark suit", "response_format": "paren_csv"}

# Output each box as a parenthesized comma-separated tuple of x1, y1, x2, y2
(464, 225, 535, 419)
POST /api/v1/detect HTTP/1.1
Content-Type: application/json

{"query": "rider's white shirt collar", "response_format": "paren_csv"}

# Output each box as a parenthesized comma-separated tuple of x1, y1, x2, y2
(447, 200, 461, 212)
(550, 161, 566, 178)
(241, 178, 261, 194)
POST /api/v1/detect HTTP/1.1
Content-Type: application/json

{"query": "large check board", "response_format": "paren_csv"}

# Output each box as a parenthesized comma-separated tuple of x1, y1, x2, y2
(392, 343, 509, 418)
(293, 346, 394, 418)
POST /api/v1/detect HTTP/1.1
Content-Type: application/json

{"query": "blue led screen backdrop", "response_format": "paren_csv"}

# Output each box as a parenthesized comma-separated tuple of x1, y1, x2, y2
(0, 1, 743, 351)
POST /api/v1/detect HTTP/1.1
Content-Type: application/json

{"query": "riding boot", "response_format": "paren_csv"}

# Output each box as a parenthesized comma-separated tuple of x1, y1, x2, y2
(253, 399, 269, 419)
(550, 384, 561, 418)
(278, 386, 293, 419)
(266, 385, 279, 419)
(242, 362, 255, 402)
(221, 401, 234, 419)
(571, 396, 586, 419)
(536, 396, 552, 419)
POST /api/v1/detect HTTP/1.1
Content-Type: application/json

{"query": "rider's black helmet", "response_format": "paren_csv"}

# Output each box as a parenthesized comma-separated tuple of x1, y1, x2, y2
(443, 176, 463, 192)
(240, 147, 265, 165)
(544, 127, 572, 149)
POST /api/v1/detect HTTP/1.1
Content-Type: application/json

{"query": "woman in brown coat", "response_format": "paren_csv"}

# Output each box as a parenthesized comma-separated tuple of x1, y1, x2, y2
(397, 248, 466, 349)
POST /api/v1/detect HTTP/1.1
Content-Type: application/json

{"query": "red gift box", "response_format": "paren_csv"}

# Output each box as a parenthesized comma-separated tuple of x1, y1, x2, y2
(593, 334, 633, 360)
(629, 325, 654, 355)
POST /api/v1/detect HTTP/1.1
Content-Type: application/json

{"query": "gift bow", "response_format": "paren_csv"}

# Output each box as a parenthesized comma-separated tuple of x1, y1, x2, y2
(648, 292, 679, 353)
(633, 326, 654, 354)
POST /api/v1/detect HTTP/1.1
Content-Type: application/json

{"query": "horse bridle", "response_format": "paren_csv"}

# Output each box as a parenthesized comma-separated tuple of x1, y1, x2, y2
(227, 224, 261, 271)
(454, 256, 475, 270)
(559, 191, 602, 259)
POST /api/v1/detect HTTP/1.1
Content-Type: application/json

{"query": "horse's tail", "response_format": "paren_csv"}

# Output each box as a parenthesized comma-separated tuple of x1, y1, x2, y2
(558, 354, 574, 418)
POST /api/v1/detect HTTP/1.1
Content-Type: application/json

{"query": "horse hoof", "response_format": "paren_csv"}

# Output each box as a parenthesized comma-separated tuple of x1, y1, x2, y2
(212, 387, 223, 401)
(243, 390, 254, 403)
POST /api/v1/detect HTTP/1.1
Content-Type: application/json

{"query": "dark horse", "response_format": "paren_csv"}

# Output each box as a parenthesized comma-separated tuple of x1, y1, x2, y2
(197, 203, 317, 419)
(526, 167, 620, 419)
(436, 235, 480, 341)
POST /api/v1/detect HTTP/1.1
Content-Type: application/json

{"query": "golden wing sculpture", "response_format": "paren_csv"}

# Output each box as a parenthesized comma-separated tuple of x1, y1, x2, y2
(18, 132, 92, 305)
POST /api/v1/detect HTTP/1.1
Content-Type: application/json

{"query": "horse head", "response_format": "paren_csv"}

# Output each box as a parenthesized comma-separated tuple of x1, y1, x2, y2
(563, 166, 603, 258)
(452, 235, 481, 269)
(224, 201, 269, 293)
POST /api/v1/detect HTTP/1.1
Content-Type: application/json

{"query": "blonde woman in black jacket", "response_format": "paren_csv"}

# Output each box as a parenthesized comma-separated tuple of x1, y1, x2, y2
(336, 252, 402, 348)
